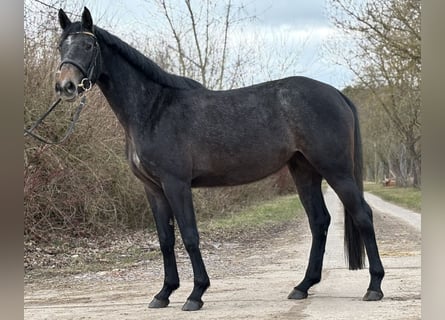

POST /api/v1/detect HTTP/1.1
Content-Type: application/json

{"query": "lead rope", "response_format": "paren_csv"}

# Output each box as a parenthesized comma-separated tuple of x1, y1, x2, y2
(24, 95, 87, 145)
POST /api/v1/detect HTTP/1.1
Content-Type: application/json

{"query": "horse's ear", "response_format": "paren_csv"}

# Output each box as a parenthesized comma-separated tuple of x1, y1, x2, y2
(58, 9, 71, 30)
(81, 7, 93, 31)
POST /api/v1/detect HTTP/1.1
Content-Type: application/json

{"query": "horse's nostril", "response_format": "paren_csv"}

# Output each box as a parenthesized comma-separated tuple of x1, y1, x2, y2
(65, 81, 77, 94)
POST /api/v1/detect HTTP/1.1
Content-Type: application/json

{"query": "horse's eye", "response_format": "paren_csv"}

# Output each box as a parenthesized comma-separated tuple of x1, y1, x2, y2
(84, 43, 93, 51)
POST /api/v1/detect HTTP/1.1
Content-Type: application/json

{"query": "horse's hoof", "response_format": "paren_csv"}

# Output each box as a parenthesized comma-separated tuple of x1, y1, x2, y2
(182, 299, 204, 311)
(363, 290, 384, 301)
(288, 288, 308, 300)
(148, 297, 169, 308)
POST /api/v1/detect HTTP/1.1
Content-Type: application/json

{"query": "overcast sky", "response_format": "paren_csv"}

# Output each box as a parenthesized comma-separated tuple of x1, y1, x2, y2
(47, 0, 355, 88)
(248, 0, 330, 27)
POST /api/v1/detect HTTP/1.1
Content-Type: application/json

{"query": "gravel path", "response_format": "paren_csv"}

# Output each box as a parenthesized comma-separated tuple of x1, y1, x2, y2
(364, 192, 421, 231)
(24, 188, 421, 319)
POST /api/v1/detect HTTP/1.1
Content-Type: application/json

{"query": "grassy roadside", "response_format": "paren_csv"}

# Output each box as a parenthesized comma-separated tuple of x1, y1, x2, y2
(201, 194, 303, 235)
(364, 182, 421, 212)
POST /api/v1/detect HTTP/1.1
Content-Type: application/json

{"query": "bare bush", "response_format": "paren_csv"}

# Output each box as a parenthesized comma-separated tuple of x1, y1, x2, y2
(24, 3, 149, 242)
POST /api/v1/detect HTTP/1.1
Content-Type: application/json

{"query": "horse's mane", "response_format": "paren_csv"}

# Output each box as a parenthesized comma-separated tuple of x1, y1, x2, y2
(94, 26, 203, 90)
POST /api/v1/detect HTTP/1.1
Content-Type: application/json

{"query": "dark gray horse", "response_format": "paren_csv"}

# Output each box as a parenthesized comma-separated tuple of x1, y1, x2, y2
(55, 7, 384, 312)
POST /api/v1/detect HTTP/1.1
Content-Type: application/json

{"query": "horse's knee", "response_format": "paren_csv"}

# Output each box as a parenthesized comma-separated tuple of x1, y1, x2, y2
(159, 235, 175, 255)
(309, 213, 331, 236)
(182, 232, 200, 253)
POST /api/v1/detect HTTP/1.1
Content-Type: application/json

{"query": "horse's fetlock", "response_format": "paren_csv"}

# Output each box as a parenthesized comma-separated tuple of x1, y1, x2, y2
(167, 281, 180, 291)
(195, 277, 210, 290)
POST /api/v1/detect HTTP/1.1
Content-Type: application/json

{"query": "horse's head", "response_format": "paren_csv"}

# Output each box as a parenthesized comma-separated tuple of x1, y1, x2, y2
(55, 7, 101, 101)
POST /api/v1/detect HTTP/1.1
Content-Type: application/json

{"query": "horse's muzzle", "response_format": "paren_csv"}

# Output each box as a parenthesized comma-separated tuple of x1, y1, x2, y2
(55, 64, 83, 101)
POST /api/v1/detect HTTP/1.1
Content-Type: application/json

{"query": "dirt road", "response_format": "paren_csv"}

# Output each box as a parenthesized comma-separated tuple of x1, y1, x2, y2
(24, 188, 421, 319)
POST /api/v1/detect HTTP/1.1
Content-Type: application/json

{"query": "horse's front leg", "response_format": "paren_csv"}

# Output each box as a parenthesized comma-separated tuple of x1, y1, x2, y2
(145, 185, 180, 308)
(162, 176, 210, 311)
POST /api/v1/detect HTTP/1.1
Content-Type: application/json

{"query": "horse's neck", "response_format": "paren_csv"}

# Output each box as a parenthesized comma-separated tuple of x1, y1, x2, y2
(97, 45, 162, 129)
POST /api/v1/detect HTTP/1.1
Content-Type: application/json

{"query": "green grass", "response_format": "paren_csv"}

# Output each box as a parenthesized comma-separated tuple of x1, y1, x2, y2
(364, 182, 421, 212)
(201, 194, 303, 233)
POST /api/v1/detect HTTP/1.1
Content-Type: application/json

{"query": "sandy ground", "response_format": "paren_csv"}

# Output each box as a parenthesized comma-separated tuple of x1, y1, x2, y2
(24, 188, 421, 319)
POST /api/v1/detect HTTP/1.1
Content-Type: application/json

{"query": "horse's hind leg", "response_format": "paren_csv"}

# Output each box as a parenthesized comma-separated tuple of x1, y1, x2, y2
(325, 174, 384, 300)
(287, 152, 331, 299)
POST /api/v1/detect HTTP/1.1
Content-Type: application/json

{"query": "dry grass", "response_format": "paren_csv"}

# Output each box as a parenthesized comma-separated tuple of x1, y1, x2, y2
(25, 190, 301, 279)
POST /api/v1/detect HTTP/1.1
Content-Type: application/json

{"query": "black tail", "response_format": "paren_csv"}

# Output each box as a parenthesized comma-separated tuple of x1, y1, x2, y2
(339, 92, 366, 270)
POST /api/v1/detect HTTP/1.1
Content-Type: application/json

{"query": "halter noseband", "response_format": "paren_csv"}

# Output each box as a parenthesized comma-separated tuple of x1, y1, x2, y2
(58, 31, 100, 92)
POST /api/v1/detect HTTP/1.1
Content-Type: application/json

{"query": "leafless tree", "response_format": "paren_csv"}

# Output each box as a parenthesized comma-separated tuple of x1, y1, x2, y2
(329, 0, 421, 186)
(142, 0, 306, 90)
(144, 0, 250, 89)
